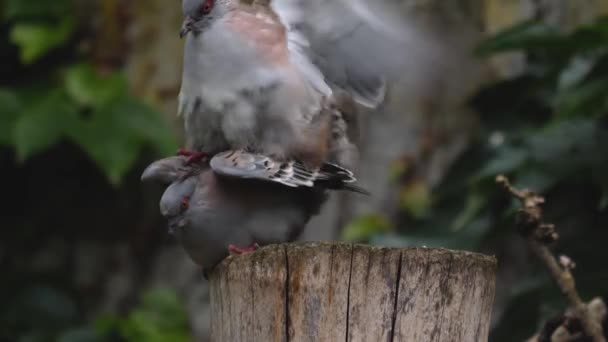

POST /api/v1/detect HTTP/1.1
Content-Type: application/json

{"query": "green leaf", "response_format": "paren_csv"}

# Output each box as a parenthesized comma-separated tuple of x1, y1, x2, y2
(64, 64, 128, 108)
(451, 192, 485, 231)
(61, 65, 175, 184)
(513, 168, 560, 193)
(555, 78, 608, 117)
(399, 181, 432, 219)
(119, 289, 191, 342)
(94, 289, 191, 342)
(66, 97, 176, 185)
(557, 56, 596, 91)
(563, 16, 608, 54)
(94, 314, 122, 337)
(13, 91, 79, 162)
(473, 146, 528, 181)
(10, 18, 74, 64)
(528, 119, 596, 167)
(105, 97, 178, 156)
(4, 0, 72, 21)
(475, 20, 562, 56)
(342, 214, 392, 242)
(0, 89, 22, 145)
(67, 107, 141, 186)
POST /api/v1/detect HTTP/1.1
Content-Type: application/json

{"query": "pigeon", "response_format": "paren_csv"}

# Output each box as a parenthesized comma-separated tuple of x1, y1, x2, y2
(141, 151, 367, 272)
(177, 0, 433, 166)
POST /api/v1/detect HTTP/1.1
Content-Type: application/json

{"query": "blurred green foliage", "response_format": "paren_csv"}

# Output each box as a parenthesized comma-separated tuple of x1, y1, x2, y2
(0, 286, 190, 342)
(0, 1, 185, 341)
(0, 0, 177, 185)
(97, 289, 191, 342)
(347, 15, 608, 341)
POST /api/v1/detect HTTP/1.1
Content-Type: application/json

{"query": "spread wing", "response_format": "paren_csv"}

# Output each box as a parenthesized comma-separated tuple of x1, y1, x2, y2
(271, 0, 433, 108)
(210, 150, 368, 194)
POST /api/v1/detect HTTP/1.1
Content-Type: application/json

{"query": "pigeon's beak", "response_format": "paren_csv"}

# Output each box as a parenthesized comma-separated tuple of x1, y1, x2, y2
(168, 217, 180, 235)
(180, 17, 195, 38)
(167, 216, 188, 235)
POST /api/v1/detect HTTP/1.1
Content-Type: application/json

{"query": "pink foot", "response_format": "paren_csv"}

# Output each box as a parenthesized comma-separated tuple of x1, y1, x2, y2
(228, 243, 260, 255)
(177, 148, 209, 165)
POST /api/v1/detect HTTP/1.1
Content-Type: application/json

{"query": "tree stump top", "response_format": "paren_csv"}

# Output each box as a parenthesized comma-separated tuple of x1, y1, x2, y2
(210, 242, 497, 342)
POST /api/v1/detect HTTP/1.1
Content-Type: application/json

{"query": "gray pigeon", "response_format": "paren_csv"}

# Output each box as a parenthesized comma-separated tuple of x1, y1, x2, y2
(177, 0, 435, 166)
(141, 152, 366, 272)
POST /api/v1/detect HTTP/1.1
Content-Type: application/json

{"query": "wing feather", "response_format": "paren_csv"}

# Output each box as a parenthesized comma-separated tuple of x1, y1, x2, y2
(271, 0, 437, 108)
(209, 150, 368, 194)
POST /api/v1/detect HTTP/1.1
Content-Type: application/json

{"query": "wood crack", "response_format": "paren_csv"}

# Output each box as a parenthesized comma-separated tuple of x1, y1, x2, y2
(389, 251, 403, 342)
(345, 244, 354, 342)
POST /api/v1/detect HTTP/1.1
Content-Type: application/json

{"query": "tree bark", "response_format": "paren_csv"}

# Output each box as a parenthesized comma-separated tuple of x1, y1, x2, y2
(209, 242, 496, 342)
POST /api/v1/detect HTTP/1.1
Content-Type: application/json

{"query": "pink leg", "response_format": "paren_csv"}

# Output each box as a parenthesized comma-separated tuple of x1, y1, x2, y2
(228, 243, 260, 255)
(177, 148, 209, 164)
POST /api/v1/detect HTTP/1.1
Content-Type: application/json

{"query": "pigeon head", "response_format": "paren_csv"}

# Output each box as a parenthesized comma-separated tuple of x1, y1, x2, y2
(160, 177, 198, 233)
(180, 0, 233, 37)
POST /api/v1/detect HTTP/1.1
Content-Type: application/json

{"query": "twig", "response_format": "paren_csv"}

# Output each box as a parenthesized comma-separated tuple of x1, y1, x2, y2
(496, 175, 606, 342)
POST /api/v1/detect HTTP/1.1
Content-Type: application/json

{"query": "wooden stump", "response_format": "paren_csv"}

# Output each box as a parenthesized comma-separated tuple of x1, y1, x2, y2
(209, 242, 497, 342)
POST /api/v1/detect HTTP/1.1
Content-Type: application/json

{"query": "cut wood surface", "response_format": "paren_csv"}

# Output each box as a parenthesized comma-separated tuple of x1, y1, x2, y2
(209, 242, 497, 342)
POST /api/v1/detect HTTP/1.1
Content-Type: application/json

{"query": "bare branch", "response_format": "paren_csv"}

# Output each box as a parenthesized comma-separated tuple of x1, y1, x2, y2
(496, 175, 606, 342)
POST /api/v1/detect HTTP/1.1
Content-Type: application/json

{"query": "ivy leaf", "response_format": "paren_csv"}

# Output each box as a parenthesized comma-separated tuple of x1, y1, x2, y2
(10, 18, 74, 64)
(64, 63, 128, 108)
(77, 133, 141, 186)
(0, 89, 21, 145)
(63, 64, 176, 183)
(13, 91, 79, 162)
(68, 103, 141, 186)
(113, 98, 178, 156)
(67, 97, 176, 185)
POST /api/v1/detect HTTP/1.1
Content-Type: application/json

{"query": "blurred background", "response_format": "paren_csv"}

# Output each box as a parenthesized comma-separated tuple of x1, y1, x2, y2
(1, 0, 608, 341)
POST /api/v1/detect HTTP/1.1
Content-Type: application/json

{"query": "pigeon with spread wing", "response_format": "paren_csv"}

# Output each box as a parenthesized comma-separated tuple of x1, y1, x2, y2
(177, 0, 434, 167)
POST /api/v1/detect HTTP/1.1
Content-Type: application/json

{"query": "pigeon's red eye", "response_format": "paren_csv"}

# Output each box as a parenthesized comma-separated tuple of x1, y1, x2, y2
(200, 0, 214, 15)
(180, 196, 190, 210)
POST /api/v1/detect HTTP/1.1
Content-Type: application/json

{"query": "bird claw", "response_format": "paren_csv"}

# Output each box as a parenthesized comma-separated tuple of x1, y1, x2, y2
(228, 243, 260, 255)
(177, 148, 209, 165)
